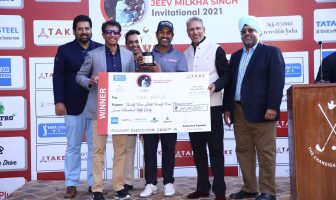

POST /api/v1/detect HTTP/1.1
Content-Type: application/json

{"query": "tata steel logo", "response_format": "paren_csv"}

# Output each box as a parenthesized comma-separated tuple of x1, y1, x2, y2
(285, 63, 302, 77)
(175, 150, 193, 158)
(276, 120, 288, 129)
(316, 20, 336, 27)
(0, 58, 12, 86)
(308, 101, 336, 168)
(38, 123, 67, 137)
(276, 147, 289, 154)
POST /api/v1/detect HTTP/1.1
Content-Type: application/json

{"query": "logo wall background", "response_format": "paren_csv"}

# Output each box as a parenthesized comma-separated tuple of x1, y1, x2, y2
(1, 0, 336, 198)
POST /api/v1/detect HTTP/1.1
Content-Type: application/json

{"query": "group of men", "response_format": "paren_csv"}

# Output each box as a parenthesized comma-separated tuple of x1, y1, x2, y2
(53, 14, 285, 200)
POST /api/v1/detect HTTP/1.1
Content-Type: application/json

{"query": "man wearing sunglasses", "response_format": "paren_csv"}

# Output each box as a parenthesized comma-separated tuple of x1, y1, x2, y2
(76, 20, 135, 200)
(53, 15, 102, 198)
(138, 20, 188, 198)
(222, 16, 285, 200)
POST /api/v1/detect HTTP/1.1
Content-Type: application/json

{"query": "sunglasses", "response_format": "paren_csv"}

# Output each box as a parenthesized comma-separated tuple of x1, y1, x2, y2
(104, 30, 120, 35)
(240, 28, 256, 34)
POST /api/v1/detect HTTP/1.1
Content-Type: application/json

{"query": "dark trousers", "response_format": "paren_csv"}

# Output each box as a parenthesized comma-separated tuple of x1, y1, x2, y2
(143, 133, 177, 185)
(189, 106, 226, 195)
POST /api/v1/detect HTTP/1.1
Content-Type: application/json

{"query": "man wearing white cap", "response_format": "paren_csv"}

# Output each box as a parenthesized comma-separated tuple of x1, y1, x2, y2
(222, 16, 285, 200)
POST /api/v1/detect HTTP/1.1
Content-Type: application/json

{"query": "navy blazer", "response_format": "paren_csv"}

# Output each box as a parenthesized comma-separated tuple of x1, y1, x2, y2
(223, 43, 285, 123)
(53, 40, 102, 115)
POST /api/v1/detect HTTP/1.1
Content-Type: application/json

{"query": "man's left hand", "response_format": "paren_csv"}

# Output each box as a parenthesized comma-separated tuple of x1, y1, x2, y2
(265, 109, 277, 120)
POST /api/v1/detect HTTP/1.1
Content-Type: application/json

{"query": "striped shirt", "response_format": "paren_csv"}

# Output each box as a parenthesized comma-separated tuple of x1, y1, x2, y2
(234, 43, 258, 101)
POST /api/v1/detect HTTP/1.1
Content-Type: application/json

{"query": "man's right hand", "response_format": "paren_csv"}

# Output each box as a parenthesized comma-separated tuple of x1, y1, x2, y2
(55, 102, 66, 116)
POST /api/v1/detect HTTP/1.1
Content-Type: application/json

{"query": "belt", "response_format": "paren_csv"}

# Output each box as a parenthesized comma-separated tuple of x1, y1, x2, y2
(235, 101, 241, 104)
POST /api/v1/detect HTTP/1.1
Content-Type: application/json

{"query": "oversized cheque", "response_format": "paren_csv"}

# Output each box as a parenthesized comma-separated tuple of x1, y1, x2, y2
(97, 72, 211, 135)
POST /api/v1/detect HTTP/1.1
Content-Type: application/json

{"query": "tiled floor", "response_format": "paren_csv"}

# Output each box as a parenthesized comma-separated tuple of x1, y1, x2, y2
(8, 176, 290, 200)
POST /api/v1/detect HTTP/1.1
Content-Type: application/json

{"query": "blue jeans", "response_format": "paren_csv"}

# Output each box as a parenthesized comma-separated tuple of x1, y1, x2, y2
(64, 111, 93, 187)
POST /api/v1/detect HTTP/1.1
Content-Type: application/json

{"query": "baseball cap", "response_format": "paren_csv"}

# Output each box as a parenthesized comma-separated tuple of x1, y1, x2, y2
(157, 20, 174, 33)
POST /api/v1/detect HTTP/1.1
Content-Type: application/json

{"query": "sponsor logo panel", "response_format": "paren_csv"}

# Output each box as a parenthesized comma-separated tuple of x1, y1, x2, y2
(282, 52, 309, 112)
(0, 137, 27, 171)
(35, 62, 54, 89)
(36, 117, 67, 144)
(36, 144, 89, 171)
(276, 138, 289, 164)
(35, 90, 56, 117)
(0, 0, 23, 9)
(0, 177, 25, 199)
(0, 56, 25, 90)
(33, 20, 74, 46)
(0, 96, 26, 130)
(277, 112, 288, 137)
(260, 15, 303, 41)
(314, 8, 336, 42)
(0, 15, 25, 49)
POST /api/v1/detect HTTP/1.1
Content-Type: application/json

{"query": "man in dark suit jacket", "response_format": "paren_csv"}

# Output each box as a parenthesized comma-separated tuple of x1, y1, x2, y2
(315, 51, 336, 83)
(223, 16, 285, 200)
(52, 15, 102, 198)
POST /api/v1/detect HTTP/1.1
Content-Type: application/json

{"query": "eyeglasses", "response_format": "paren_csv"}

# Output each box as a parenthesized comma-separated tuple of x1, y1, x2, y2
(240, 28, 256, 34)
(104, 30, 120, 35)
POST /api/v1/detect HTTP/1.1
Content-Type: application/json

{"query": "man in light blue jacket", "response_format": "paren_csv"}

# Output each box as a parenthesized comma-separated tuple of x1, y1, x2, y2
(76, 20, 135, 200)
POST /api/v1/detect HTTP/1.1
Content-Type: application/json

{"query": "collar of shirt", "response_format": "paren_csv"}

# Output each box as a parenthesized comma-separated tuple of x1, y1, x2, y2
(243, 42, 259, 54)
(153, 44, 174, 54)
(75, 40, 94, 53)
(105, 44, 120, 56)
(192, 36, 206, 52)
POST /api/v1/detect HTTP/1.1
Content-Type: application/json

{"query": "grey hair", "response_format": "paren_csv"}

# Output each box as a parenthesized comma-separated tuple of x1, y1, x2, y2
(186, 16, 204, 28)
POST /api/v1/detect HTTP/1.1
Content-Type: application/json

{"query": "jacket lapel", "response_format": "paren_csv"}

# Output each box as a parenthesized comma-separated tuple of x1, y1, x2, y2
(244, 43, 263, 77)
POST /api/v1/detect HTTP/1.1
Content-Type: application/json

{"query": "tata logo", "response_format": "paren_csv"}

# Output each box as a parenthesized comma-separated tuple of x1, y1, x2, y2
(175, 150, 194, 158)
(276, 120, 288, 129)
(0, 58, 12, 86)
(276, 147, 289, 154)
(316, 20, 336, 27)
(285, 63, 302, 77)
(38, 123, 67, 137)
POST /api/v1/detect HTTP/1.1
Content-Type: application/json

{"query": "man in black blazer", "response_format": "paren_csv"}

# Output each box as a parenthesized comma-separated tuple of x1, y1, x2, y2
(315, 51, 336, 83)
(223, 16, 285, 200)
(52, 15, 102, 198)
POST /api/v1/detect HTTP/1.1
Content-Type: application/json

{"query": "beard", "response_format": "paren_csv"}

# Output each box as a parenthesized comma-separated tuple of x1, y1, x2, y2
(242, 36, 257, 49)
(77, 34, 92, 44)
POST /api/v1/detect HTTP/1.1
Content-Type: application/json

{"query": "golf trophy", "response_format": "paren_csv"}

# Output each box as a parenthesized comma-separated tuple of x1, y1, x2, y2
(138, 27, 155, 66)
